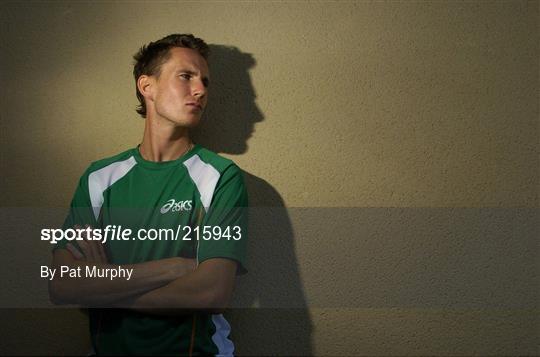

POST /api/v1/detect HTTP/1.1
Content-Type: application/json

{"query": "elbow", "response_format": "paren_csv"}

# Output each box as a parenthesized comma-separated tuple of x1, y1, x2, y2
(202, 287, 232, 313)
(48, 280, 74, 305)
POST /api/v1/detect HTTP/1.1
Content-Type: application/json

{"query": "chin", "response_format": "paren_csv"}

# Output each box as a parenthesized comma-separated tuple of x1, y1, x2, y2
(174, 116, 202, 128)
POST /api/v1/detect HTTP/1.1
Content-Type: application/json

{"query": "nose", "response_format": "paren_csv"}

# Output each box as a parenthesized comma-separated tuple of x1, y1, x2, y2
(192, 79, 207, 99)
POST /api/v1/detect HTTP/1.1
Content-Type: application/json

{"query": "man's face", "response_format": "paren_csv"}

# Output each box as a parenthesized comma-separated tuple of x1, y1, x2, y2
(150, 47, 210, 127)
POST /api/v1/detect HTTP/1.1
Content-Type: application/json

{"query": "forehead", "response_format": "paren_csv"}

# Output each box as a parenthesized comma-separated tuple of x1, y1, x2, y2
(161, 47, 209, 76)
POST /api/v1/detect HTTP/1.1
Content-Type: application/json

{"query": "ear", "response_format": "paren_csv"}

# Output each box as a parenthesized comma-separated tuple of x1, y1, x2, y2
(137, 75, 155, 101)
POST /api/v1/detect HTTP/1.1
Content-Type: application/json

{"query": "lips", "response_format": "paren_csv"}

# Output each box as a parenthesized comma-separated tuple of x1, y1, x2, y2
(186, 102, 202, 110)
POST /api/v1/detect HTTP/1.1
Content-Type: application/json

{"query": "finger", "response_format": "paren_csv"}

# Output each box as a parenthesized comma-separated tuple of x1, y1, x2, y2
(87, 237, 106, 264)
(81, 224, 92, 240)
(88, 227, 107, 263)
(79, 239, 92, 259)
(66, 243, 84, 260)
(73, 224, 82, 239)
(84, 226, 102, 262)
(87, 240, 102, 263)
(77, 240, 93, 261)
(97, 242, 108, 264)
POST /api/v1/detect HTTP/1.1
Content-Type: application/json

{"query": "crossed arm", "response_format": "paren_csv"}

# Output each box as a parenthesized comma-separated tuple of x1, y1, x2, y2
(49, 237, 237, 315)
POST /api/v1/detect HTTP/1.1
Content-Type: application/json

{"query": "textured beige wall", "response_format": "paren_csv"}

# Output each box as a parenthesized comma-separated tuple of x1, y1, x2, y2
(1, 1, 538, 356)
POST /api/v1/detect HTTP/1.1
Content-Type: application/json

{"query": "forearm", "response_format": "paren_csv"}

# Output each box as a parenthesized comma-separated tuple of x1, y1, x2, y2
(121, 258, 236, 316)
(49, 250, 188, 306)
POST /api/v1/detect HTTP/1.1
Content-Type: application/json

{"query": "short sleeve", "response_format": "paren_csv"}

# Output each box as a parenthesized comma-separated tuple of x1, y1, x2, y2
(55, 169, 99, 251)
(197, 164, 248, 274)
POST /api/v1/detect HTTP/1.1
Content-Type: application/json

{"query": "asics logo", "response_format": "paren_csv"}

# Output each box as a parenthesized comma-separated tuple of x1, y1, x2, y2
(160, 199, 193, 214)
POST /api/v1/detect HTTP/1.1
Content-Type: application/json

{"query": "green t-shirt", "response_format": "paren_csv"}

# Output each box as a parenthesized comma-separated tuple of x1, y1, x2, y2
(59, 144, 248, 355)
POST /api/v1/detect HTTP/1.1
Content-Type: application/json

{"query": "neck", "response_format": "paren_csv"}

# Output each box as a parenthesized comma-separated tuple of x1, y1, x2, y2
(139, 117, 193, 162)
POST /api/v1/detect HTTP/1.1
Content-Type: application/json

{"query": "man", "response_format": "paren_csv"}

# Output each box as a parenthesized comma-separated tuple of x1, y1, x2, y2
(49, 34, 248, 356)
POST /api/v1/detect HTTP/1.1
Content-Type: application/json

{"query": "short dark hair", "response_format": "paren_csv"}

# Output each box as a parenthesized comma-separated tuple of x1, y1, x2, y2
(133, 34, 209, 118)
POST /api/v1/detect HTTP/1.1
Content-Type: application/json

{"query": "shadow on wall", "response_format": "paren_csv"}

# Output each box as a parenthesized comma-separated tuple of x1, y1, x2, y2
(192, 44, 262, 155)
(193, 45, 313, 355)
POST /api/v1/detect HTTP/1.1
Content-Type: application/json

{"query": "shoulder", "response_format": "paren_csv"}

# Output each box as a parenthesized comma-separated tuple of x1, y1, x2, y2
(84, 148, 137, 175)
(76, 148, 137, 181)
(68, 148, 137, 198)
(187, 145, 241, 175)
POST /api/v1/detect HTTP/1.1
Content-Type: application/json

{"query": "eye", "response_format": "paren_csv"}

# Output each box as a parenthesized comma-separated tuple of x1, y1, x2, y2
(179, 73, 192, 80)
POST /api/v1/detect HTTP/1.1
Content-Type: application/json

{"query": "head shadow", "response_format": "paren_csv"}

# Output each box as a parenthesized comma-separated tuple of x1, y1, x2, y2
(192, 44, 263, 154)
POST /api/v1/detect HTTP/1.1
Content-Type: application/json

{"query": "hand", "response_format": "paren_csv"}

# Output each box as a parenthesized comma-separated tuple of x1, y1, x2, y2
(68, 224, 109, 264)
